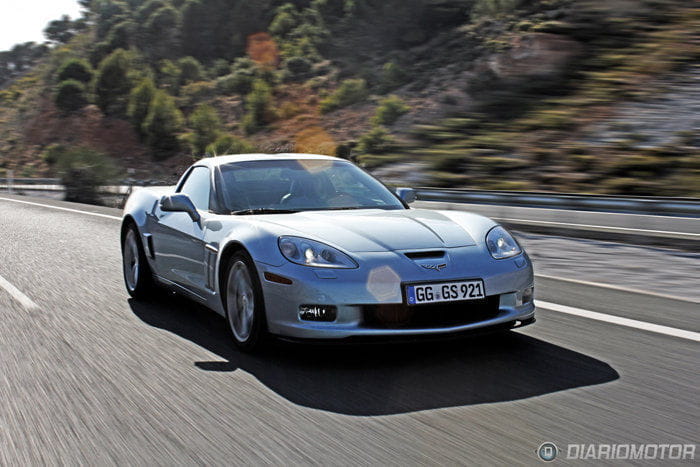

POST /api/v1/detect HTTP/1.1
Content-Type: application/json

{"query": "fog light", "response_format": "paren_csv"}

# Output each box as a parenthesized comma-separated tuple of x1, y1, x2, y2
(522, 286, 534, 304)
(299, 305, 337, 322)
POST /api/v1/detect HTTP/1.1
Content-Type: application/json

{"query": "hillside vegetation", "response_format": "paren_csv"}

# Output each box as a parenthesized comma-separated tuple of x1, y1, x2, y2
(0, 0, 698, 196)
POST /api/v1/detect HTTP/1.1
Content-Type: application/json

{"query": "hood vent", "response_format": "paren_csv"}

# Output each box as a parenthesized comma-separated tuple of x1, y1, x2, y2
(404, 250, 445, 260)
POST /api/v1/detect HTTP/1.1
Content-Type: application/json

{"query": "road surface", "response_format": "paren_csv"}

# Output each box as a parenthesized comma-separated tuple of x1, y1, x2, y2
(0, 195, 697, 465)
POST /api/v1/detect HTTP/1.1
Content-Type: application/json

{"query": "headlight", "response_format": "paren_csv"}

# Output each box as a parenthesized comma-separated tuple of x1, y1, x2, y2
(278, 236, 358, 268)
(486, 226, 522, 259)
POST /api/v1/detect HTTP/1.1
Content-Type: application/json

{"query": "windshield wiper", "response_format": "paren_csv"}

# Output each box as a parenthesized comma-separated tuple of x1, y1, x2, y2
(230, 208, 299, 215)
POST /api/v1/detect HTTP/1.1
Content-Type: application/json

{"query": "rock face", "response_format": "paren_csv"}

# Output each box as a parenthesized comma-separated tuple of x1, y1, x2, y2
(487, 33, 582, 80)
(582, 66, 700, 148)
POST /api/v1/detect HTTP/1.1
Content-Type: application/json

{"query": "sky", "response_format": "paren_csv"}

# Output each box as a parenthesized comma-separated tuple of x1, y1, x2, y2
(0, 0, 83, 51)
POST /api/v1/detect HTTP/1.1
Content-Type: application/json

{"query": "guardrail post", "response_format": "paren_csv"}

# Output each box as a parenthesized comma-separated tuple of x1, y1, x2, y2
(7, 170, 13, 194)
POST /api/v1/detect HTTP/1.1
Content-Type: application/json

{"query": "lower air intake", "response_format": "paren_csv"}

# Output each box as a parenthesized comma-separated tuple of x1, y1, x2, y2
(362, 295, 500, 329)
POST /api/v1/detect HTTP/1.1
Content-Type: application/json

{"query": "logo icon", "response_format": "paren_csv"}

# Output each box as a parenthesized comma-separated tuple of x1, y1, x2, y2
(537, 442, 558, 462)
(421, 263, 447, 272)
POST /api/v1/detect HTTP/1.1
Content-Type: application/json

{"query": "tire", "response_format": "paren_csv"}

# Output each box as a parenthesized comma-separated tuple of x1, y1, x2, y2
(224, 252, 266, 351)
(122, 224, 154, 299)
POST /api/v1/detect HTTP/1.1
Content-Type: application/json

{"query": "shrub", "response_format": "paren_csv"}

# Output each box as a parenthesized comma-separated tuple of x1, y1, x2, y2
(142, 90, 184, 159)
(55, 147, 117, 204)
(216, 70, 255, 95)
(157, 59, 180, 92)
(242, 79, 274, 134)
(379, 61, 408, 93)
(41, 144, 66, 165)
(283, 56, 312, 80)
(127, 77, 156, 136)
(319, 79, 368, 113)
(179, 81, 216, 108)
(371, 95, 410, 126)
(57, 58, 93, 84)
(177, 56, 204, 86)
(211, 59, 230, 78)
(205, 134, 255, 156)
(55, 80, 89, 112)
(357, 126, 394, 154)
(277, 101, 301, 119)
(189, 104, 222, 155)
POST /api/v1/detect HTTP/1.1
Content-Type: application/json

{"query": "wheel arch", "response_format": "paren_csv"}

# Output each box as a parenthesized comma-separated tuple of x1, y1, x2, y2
(217, 241, 253, 311)
(120, 215, 137, 246)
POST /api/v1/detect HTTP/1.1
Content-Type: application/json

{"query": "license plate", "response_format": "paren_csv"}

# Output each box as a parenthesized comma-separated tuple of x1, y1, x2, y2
(406, 280, 485, 305)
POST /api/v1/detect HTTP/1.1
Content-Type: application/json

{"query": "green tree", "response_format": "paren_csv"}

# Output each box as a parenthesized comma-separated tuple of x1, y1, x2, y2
(135, 0, 167, 19)
(57, 58, 94, 84)
(139, 6, 181, 60)
(127, 77, 156, 136)
(242, 79, 274, 134)
(142, 90, 184, 159)
(189, 104, 222, 155)
(55, 80, 89, 112)
(103, 20, 134, 52)
(269, 3, 299, 37)
(180, 0, 217, 61)
(94, 48, 132, 116)
(44, 15, 87, 44)
(94, 0, 130, 40)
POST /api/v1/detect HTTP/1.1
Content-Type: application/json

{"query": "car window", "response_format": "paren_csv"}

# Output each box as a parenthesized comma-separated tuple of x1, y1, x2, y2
(217, 159, 404, 212)
(178, 166, 211, 211)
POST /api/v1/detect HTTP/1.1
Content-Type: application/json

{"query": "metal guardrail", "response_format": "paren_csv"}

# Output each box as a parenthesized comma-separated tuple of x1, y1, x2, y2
(415, 188, 700, 217)
(1, 178, 699, 217)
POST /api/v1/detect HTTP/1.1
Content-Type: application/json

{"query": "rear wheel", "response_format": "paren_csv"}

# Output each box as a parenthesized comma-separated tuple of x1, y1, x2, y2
(225, 253, 266, 351)
(122, 225, 154, 299)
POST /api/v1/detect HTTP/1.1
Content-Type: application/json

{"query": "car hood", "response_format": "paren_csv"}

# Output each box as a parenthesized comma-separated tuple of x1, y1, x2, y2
(257, 208, 493, 252)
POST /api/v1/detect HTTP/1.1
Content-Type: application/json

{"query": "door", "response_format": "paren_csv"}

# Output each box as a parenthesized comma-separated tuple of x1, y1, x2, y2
(151, 166, 211, 295)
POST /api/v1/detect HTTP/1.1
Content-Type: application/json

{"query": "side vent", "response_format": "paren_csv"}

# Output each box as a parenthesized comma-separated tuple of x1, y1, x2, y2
(143, 233, 155, 259)
(205, 244, 218, 291)
(404, 251, 445, 260)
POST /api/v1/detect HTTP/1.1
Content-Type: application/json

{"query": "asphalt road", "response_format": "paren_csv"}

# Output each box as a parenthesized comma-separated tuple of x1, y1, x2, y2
(0, 196, 698, 465)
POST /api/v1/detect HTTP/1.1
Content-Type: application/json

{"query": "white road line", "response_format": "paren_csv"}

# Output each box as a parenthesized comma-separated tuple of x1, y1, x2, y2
(537, 300, 700, 342)
(0, 274, 39, 311)
(495, 217, 700, 238)
(535, 274, 700, 304)
(0, 197, 121, 220)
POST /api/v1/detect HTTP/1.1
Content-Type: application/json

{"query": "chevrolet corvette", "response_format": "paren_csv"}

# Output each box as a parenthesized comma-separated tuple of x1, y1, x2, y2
(121, 154, 535, 349)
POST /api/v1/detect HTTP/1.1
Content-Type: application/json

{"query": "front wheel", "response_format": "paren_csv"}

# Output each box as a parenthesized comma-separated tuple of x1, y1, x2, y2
(122, 225, 154, 299)
(225, 253, 266, 351)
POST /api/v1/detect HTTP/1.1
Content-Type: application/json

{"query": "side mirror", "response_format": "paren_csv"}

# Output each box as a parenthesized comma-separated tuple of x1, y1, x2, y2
(396, 187, 416, 204)
(160, 194, 200, 222)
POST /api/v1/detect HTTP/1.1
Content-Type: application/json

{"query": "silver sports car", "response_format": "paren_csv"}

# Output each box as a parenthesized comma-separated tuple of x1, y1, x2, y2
(121, 154, 535, 349)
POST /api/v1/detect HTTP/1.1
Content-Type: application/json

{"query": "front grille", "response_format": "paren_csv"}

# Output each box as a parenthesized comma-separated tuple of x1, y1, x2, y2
(362, 295, 500, 329)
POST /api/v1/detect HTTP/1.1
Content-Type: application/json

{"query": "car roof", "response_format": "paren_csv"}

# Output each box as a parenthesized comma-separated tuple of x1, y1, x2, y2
(196, 153, 342, 167)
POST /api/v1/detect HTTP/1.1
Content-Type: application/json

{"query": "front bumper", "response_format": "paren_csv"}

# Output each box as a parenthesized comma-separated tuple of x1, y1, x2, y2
(257, 249, 535, 340)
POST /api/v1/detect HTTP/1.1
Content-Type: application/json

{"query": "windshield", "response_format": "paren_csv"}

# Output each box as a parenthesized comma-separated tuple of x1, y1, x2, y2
(216, 159, 405, 213)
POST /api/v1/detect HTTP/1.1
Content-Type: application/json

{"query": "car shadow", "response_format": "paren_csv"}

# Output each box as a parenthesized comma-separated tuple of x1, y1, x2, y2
(129, 295, 619, 416)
